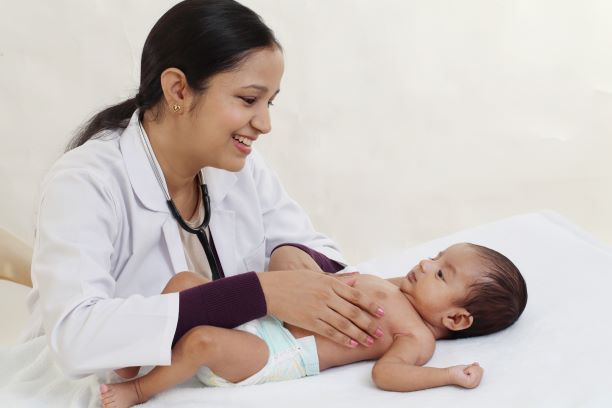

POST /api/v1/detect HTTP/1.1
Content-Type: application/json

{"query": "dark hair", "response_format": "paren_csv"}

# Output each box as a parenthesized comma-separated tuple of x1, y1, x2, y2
(446, 243, 528, 339)
(67, 0, 281, 151)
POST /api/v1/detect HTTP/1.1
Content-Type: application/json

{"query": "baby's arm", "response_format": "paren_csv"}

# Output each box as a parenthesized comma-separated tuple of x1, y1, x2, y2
(371, 334, 483, 392)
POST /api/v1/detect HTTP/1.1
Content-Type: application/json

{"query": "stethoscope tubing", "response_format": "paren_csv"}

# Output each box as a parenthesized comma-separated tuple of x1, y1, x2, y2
(138, 121, 222, 280)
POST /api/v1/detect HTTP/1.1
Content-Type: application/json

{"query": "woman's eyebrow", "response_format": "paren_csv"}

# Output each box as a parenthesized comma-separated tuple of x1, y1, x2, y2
(241, 85, 280, 96)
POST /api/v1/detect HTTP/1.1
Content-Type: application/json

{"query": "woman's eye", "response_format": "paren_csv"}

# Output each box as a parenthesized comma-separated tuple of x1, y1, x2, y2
(240, 97, 256, 105)
(437, 270, 445, 280)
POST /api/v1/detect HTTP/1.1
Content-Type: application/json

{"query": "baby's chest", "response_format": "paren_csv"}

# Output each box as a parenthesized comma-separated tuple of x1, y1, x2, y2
(353, 275, 425, 333)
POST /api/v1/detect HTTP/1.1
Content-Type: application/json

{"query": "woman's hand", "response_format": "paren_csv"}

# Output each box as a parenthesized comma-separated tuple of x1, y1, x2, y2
(257, 269, 385, 348)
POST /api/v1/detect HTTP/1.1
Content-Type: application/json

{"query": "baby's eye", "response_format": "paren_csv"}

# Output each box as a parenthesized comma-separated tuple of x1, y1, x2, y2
(437, 270, 445, 280)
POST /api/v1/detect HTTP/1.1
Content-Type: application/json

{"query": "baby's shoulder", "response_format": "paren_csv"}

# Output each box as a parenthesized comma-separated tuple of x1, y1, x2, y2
(391, 309, 436, 356)
(390, 329, 436, 365)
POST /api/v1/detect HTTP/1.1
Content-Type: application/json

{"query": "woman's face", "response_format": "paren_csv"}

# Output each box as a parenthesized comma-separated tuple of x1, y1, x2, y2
(185, 46, 284, 172)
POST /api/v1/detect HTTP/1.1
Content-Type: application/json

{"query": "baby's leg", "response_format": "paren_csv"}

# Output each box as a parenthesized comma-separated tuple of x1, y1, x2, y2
(101, 325, 269, 408)
(115, 272, 210, 380)
(163, 271, 211, 293)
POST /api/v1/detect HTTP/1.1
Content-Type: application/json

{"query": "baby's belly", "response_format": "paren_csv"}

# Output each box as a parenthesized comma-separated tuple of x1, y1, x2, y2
(283, 274, 417, 369)
(285, 321, 396, 370)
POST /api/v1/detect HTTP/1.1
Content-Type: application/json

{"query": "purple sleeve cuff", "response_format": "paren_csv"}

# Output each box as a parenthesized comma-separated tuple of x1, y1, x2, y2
(173, 272, 266, 346)
(272, 243, 346, 273)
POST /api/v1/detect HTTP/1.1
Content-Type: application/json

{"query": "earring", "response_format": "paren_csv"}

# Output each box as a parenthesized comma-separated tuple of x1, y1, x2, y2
(172, 103, 182, 112)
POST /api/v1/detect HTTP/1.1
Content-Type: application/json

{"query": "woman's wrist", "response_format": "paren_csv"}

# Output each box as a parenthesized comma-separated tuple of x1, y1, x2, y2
(255, 271, 283, 317)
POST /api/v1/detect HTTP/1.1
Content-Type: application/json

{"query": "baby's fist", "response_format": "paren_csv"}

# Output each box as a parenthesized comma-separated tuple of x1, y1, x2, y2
(448, 362, 483, 389)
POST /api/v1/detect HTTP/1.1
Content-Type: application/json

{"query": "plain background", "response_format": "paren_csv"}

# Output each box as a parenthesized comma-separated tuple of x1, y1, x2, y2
(1, 0, 611, 264)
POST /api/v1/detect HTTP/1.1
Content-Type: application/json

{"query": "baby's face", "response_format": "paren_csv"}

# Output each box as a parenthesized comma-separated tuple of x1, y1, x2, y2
(399, 243, 485, 324)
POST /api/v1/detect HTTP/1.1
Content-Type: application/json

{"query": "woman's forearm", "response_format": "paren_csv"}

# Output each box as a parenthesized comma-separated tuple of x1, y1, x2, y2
(270, 244, 345, 273)
(173, 272, 267, 346)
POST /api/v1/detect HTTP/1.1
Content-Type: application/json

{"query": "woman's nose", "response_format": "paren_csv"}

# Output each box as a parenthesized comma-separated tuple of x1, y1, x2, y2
(251, 105, 272, 134)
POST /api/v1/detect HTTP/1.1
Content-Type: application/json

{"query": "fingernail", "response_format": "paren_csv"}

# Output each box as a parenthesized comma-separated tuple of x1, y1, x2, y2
(349, 339, 358, 348)
(376, 307, 385, 317)
(366, 336, 374, 346)
(374, 328, 384, 337)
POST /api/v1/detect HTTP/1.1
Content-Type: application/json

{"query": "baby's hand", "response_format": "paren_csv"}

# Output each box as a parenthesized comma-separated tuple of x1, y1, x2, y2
(448, 362, 483, 389)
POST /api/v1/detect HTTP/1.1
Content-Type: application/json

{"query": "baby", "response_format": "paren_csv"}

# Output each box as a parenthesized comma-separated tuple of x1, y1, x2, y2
(99, 243, 527, 407)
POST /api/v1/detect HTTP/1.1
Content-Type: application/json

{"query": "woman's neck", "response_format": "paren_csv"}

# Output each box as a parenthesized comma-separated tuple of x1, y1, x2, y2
(142, 116, 199, 199)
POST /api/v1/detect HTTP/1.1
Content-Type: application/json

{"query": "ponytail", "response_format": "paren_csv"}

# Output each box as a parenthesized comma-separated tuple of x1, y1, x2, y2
(66, 97, 139, 151)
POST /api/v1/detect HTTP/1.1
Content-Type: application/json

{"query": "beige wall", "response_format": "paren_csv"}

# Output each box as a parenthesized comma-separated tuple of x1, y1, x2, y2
(1, 0, 611, 264)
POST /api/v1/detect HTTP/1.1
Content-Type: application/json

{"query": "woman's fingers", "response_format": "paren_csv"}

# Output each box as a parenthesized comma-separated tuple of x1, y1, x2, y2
(319, 306, 374, 346)
(313, 318, 358, 348)
(327, 280, 385, 344)
(327, 301, 381, 346)
(329, 271, 360, 279)
(257, 269, 384, 348)
(332, 278, 384, 317)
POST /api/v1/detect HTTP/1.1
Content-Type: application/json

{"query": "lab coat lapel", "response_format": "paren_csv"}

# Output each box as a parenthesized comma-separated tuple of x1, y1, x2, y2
(119, 111, 168, 213)
(162, 216, 188, 273)
(204, 167, 238, 276)
(120, 112, 187, 273)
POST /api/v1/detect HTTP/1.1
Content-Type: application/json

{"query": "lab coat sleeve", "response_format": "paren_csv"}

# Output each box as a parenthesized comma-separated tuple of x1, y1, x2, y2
(249, 150, 347, 265)
(32, 168, 178, 377)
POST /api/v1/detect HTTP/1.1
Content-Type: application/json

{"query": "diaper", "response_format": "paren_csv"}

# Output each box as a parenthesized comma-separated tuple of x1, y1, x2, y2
(196, 316, 319, 387)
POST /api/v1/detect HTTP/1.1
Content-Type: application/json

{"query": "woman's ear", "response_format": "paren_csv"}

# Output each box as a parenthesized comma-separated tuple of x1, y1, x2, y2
(159, 68, 191, 113)
(442, 308, 473, 332)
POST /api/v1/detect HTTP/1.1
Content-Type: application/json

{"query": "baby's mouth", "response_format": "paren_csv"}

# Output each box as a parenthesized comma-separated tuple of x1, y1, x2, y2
(406, 270, 417, 283)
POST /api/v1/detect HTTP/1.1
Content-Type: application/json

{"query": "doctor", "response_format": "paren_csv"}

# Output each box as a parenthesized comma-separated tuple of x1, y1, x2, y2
(27, 0, 385, 378)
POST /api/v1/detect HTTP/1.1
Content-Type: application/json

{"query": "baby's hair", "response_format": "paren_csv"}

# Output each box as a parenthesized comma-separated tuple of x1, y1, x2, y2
(446, 244, 528, 339)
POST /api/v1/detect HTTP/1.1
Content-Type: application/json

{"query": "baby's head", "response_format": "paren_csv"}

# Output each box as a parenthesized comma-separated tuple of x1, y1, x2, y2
(400, 243, 527, 339)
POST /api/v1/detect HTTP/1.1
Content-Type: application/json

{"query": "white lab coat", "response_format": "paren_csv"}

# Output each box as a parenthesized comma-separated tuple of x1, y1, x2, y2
(25, 111, 344, 378)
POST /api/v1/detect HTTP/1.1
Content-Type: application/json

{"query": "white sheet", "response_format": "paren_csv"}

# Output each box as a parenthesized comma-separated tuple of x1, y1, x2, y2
(1, 211, 611, 407)
(0, 280, 30, 347)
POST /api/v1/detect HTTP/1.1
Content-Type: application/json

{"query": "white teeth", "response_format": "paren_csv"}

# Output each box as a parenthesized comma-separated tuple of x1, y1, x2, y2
(233, 135, 252, 146)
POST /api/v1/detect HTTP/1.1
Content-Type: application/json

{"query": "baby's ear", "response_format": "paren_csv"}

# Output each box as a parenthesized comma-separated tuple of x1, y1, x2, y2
(442, 308, 473, 332)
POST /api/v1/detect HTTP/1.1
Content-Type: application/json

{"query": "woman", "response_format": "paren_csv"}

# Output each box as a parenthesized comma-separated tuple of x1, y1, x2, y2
(26, 0, 385, 378)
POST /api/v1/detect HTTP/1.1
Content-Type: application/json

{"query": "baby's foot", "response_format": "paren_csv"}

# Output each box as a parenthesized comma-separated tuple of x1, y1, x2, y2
(99, 382, 141, 408)
(115, 366, 140, 379)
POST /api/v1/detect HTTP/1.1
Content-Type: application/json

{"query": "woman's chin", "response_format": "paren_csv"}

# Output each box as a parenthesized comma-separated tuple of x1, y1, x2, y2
(212, 158, 247, 173)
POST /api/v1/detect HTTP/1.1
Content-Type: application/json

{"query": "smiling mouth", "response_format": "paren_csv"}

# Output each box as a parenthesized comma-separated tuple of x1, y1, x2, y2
(232, 134, 253, 146)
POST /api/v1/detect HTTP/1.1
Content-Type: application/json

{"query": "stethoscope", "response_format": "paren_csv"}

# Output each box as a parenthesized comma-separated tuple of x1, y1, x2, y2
(138, 121, 222, 281)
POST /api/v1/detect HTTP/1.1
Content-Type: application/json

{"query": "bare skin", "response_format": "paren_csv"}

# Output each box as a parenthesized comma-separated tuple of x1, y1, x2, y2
(134, 46, 386, 351)
(100, 244, 485, 407)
